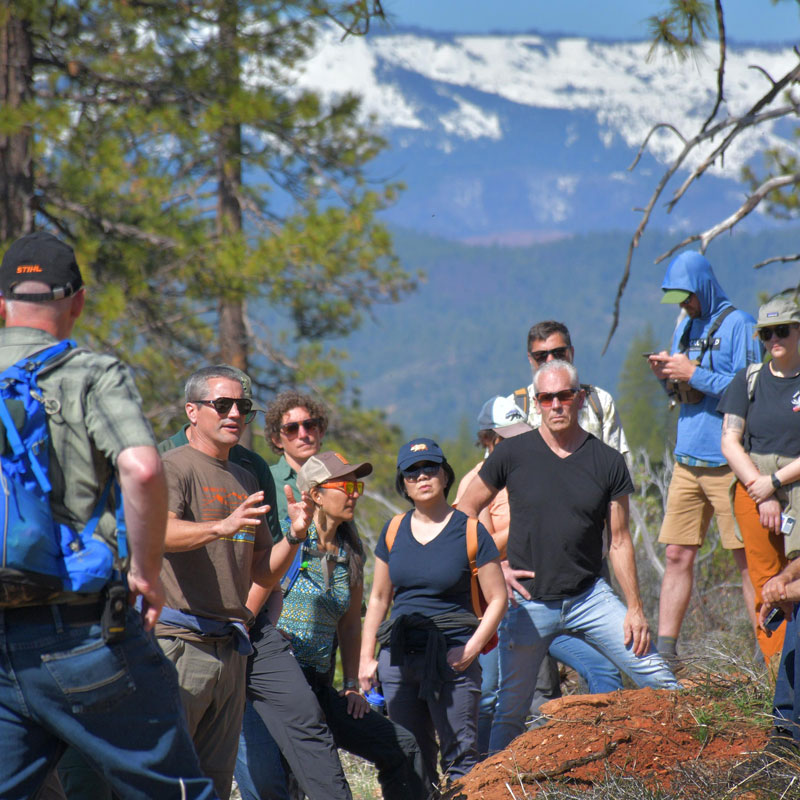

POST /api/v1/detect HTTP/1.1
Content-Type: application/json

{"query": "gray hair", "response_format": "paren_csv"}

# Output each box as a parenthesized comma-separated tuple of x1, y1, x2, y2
(533, 359, 579, 393)
(184, 365, 249, 403)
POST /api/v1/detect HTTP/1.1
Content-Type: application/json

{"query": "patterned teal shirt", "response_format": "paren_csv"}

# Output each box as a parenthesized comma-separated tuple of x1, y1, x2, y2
(277, 520, 350, 675)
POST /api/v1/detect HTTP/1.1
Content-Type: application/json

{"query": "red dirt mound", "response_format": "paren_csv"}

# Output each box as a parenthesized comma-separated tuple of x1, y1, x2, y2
(448, 687, 769, 799)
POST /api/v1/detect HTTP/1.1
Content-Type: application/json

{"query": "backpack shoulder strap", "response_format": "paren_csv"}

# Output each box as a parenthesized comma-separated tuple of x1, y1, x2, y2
(512, 387, 529, 418)
(705, 306, 736, 371)
(745, 361, 763, 403)
(580, 384, 604, 427)
(466, 517, 482, 618)
(384, 512, 407, 553)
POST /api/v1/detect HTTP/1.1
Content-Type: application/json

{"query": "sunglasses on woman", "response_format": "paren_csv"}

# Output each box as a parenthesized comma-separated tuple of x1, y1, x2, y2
(319, 480, 364, 496)
(402, 463, 441, 480)
(191, 397, 256, 423)
(758, 324, 795, 342)
(280, 417, 322, 437)
(535, 388, 579, 407)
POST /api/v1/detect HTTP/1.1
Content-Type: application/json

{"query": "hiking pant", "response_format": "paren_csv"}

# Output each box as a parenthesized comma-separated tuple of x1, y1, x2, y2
(734, 482, 788, 665)
(243, 615, 352, 800)
(379, 648, 481, 784)
(773, 603, 800, 740)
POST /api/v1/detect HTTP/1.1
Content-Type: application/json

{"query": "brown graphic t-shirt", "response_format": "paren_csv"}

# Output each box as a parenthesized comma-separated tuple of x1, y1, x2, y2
(160, 445, 269, 627)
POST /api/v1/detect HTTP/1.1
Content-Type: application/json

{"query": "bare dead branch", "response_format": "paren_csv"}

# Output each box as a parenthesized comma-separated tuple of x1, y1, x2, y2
(657, 172, 800, 262)
(753, 253, 800, 270)
(667, 61, 800, 211)
(627, 123, 688, 171)
(700, 0, 726, 134)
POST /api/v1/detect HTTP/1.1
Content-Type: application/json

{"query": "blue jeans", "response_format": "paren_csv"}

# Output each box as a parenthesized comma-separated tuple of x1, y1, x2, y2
(489, 578, 679, 753)
(773, 603, 800, 739)
(476, 632, 622, 757)
(234, 699, 289, 800)
(0, 604, 216, 800)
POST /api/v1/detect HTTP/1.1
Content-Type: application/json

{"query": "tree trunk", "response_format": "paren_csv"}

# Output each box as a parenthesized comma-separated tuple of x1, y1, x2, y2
(216, 1, 251, 446)
(0, 9, 34, 240)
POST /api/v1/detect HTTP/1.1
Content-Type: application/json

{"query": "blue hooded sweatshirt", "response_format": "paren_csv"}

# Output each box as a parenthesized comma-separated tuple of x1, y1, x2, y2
(662, 252, 761, 464)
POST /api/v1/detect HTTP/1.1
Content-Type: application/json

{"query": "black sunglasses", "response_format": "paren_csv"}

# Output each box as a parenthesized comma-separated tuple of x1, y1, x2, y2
(402, 462, 441, 480)
(280, 417, 322, 436)
(191, 397, 256, 423)
(529, 346, 570, 365)
(759, 324, 794, 342)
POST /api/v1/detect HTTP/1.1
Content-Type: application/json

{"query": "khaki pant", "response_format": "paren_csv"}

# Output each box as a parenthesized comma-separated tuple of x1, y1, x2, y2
(159, 635, 246, 800)
(658, 463, 741, 549)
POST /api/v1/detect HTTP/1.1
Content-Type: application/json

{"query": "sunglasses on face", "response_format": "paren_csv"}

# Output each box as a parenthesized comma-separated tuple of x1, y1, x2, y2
(535, 388, 579, 407)
(529, 346, 570, 365)
(319, 480, 364, 496)
(758, 324, 795, 342)
(402, 463, 441, 480)
(192, 397, 256, 423)
(280, 417, 322, 437)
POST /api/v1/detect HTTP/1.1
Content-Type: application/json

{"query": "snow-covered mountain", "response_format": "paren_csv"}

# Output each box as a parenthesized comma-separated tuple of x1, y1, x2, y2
(294, 27, 799, 240)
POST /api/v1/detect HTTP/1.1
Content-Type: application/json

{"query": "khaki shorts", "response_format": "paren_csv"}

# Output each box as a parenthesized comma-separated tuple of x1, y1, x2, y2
(658, 462, 741, 549)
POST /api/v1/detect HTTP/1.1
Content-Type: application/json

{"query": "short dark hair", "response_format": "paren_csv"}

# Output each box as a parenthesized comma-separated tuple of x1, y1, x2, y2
(527, 320, 572, 352)
(264, 390, 329, 454)
(394, 460, 456, 505)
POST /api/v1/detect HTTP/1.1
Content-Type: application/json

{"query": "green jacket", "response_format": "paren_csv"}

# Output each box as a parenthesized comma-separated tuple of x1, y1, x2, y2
(269, 454, 298, 526)
(159, 425, 282, 543)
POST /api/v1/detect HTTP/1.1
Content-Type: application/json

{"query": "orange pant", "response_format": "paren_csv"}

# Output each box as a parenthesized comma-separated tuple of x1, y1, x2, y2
(734, 482, 787, 664)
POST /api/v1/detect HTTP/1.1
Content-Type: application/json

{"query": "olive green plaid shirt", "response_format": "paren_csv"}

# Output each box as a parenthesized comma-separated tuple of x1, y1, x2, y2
(0, 327, 157, 552)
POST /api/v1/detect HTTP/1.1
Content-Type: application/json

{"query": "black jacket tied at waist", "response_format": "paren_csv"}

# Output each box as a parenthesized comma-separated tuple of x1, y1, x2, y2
(376, 611, 479, 702)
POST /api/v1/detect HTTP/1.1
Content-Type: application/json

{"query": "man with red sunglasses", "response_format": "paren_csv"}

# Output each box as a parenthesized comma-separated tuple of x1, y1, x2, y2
(647, 251, 761, 672)
(460, 360, 679, 753)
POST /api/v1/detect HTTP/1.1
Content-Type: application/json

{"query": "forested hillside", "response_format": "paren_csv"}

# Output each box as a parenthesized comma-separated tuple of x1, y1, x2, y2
(336, 225, 800, 438)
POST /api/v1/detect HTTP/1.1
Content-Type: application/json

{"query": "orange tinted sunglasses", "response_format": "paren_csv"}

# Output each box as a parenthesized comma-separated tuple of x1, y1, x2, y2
(320, 480, 364, 496)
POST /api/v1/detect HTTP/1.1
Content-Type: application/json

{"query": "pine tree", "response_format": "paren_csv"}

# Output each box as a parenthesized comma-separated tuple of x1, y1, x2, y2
(0, 1, 414, 443)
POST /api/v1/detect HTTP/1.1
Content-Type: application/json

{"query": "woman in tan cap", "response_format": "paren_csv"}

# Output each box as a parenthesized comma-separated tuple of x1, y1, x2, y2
(276, 451, 427, 800)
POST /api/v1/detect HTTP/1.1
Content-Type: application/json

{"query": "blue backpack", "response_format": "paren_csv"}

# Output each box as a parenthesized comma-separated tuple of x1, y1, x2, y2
(0, 340, 125, 594)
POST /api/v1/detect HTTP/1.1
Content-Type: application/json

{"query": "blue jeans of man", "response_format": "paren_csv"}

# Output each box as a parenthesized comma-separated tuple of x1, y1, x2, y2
(489, 577, 680, 753)
(773, 603, 800, 740)
(476, 631, 623, 757)
(0, 604, 216, 800)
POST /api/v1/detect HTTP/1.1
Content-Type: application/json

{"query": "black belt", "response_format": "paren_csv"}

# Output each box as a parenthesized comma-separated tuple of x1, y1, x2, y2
(2, 599, 104, 626)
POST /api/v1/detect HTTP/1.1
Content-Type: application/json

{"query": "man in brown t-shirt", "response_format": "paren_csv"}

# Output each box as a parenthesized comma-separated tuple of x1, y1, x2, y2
(159, 365, 311, 799)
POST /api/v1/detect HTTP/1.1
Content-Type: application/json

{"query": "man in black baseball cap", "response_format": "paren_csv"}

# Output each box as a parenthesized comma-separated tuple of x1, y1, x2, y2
(0, 230, 83, 301)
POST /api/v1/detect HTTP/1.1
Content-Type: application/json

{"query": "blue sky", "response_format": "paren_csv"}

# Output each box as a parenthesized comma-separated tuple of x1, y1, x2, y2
(380, 1, 800, 43)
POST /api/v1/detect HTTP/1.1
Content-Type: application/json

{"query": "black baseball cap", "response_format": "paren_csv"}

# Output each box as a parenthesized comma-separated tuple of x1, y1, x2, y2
(0, 231, 84, 301)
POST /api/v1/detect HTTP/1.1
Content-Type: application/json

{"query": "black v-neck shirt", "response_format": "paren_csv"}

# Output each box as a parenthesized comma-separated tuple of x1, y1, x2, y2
(480, 429, 633, 601)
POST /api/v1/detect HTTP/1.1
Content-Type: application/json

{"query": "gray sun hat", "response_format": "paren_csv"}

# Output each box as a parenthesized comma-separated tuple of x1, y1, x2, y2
(756, 296, 800, 330)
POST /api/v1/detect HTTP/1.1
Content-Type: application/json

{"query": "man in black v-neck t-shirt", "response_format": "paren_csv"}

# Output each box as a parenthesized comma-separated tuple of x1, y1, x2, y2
(459, 361, 679, 753)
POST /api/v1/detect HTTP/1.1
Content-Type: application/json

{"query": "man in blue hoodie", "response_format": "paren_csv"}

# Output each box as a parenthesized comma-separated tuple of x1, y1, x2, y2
(647, 252, 761, 668)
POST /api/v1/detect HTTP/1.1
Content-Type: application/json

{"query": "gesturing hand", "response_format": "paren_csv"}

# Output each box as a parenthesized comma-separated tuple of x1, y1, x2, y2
(218, 491, 270, 537)
(285, 485, 313, 539)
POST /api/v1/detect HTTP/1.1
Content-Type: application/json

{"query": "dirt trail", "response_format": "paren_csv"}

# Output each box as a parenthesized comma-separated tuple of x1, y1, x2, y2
(448, 687, 769, 799)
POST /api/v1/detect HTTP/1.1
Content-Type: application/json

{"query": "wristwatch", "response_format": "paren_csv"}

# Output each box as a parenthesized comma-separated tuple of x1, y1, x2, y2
(343, 679, 359, 691)
(284, 531, 307, 546)
(771, 473, 783, 490)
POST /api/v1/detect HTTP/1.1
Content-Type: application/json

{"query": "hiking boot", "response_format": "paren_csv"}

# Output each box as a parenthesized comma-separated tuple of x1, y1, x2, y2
(660, 652, 689, 679)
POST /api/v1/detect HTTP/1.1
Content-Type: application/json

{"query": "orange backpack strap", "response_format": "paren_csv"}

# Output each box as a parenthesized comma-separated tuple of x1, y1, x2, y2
(466, 517, 482, 620)
(384, 512, 407, 553)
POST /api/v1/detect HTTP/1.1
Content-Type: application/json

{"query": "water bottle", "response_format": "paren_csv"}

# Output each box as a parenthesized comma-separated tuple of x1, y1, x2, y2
(365, 687, 386, 715)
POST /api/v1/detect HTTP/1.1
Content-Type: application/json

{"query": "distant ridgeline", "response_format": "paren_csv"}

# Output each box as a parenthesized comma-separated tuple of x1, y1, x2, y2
(337, 226, 800, 439)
